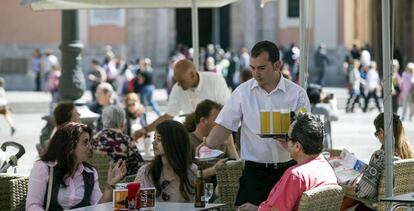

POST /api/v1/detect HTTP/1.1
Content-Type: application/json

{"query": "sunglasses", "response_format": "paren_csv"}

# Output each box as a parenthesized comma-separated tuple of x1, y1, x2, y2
(160, 180, 170, 201)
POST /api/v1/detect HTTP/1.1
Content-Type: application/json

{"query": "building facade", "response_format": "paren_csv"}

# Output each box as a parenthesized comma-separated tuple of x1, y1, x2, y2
(1, 0, 413, 90)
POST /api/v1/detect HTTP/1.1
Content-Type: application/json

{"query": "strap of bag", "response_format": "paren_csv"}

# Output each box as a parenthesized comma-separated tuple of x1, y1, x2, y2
(45, 166, 53, 211)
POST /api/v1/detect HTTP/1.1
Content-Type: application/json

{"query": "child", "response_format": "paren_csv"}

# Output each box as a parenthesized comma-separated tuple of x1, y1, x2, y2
(0, 77, 16, 136)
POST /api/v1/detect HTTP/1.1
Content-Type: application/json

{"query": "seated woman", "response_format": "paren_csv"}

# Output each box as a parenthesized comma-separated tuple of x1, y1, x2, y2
(92, 105, 144, 176)
(37, 101, 81, 155)
(183, 99, 239, 182)
(135, 120, 196, 202)
(341, 112, 414, 211)
(124, 93, 146, 137)
(26, 122, 127, 210)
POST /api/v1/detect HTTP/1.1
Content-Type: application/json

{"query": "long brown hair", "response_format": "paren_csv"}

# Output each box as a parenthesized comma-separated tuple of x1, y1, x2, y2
(41, 122, 93, 187)
(148, 120, 194, 201)
(374, 113, 413, 159)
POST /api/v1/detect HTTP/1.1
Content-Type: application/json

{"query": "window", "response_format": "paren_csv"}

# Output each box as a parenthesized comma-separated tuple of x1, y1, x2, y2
(89, 9, 125, 27)
(287, 0, 299, 18)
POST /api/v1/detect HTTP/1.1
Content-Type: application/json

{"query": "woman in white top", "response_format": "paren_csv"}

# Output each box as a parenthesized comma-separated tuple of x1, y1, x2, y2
(135, 120, 196, 202)
(26, 122, 127, 210)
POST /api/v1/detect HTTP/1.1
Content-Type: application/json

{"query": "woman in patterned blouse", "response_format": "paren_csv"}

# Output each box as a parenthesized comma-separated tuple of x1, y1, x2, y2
(92, 105, 144, 176)
(341, 113, 413, 210)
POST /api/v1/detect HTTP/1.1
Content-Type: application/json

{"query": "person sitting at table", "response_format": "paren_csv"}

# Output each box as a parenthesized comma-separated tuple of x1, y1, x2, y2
(124, 92, 146, 137)
(37, 101, 81, 155)
(135, 120, 197, 202)
(238, 113, 338, 211)
(183, 100, 239, 182)
(26, 122, 127, 210)
(92, 105, 144, 176)
(341, 112, 414, 211)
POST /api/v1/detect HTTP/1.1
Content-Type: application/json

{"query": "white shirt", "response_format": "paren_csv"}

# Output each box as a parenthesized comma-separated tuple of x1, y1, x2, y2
(0, 88, 7, 106)
(367, 68, 380, 91)
(166, 72, 230, 116)
(44, 54, 60, 72)
(215, 77, 310, 163)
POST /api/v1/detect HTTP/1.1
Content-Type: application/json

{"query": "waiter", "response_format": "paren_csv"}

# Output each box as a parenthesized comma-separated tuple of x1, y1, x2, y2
(200, 41, 310, 206)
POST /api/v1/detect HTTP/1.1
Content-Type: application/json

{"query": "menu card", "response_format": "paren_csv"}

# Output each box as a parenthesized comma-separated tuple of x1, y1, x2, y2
(326, 149, 367, 185)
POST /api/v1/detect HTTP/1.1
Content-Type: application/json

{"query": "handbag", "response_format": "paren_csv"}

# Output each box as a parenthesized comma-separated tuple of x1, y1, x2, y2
(45, 166, 54, 211)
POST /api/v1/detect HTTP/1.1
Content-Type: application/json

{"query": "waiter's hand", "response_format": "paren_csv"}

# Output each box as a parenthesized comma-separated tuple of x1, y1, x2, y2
(195, 137, 208, 157)
(238, 203, 259, 211)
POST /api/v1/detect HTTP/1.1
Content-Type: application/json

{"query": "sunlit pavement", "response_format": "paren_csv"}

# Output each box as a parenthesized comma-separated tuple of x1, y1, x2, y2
(1, 88, 413, 175)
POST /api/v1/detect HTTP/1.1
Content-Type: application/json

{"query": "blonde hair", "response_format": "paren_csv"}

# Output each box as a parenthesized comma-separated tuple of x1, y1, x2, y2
(405, 62, 414, 73)
(124, 92, 140, 104)
(374, 113, 414, 159)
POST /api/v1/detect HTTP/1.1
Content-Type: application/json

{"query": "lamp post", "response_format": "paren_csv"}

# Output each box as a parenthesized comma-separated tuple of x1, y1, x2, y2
(38, 10, 98, 154)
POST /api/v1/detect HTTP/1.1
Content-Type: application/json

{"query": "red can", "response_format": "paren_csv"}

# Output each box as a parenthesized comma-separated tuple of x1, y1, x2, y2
(127, 182, 141, 209)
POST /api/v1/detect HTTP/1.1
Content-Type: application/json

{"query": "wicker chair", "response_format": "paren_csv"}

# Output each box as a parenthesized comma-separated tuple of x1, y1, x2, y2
(297, 185, 344, 211)
(88, 150, 110, 190)
(0, 174, 29, 211)
(361, 158, 414, 211)
(215, 160, 243, 211)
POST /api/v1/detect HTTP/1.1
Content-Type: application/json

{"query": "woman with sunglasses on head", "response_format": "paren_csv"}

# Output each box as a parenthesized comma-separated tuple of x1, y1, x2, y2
(26, 122, 127, 211)
(135, 120, 196, 202)
(341, 113, 413, 211)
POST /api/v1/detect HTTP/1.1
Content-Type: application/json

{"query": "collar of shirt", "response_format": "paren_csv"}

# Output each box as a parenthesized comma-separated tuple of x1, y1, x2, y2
(46, 161, 95, 177)
(250, 76, 287, 94)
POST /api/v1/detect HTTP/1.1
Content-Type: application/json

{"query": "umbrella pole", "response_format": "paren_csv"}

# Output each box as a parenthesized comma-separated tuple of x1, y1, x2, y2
(299, 0, 307, 88)
(381, 0, 394, 198)
(192, 0, 200, 70)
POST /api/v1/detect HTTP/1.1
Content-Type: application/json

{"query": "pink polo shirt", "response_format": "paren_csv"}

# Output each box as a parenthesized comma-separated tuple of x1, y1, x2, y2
(258, 155, 337, 211)
(26, 161, 103, 211)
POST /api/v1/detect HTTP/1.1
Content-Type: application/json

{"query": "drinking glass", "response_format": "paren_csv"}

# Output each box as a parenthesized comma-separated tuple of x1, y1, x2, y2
(204, 183, 214, 205)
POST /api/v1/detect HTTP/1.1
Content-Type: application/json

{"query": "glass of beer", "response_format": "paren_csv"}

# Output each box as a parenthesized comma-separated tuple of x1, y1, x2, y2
(280, 109, 291, 134)
(260, 110, 271, 134)
(272, 110, 282, 134)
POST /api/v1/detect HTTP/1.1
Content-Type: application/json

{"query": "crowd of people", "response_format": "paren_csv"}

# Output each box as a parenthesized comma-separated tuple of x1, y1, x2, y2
(344, 44, 414, 120)
(23, 40, 414, 211)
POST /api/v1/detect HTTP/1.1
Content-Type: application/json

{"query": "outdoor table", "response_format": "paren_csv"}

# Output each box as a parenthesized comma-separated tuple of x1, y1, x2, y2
(69, 202, 226, 211)
(380, 192, 414, 211)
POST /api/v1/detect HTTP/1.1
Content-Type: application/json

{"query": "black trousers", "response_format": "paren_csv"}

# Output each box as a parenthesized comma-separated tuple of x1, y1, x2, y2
(235, 160, 297, 206)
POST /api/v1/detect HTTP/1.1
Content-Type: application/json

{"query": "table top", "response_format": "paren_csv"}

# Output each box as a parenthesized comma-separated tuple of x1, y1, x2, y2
(69, 202, 226, 210)
(380, 192, 414, 203)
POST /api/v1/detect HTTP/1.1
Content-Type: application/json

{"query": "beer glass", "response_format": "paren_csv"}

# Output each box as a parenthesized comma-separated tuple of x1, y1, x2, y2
(272, 110, 282, 134)
(280, 109, 291, 134)
(260, 110, 271, 134)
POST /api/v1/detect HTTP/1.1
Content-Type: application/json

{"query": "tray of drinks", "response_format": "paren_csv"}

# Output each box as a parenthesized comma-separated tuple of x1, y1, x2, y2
(257, 133, 289, 139)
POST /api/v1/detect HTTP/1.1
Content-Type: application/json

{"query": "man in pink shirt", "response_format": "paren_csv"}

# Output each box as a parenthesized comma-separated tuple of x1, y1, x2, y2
(238, 113, 338, 211)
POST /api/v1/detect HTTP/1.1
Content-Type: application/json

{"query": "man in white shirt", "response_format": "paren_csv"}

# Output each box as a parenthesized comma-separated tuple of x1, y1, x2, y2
(134, 59, 230, 139)
(201, 41, 310, 206)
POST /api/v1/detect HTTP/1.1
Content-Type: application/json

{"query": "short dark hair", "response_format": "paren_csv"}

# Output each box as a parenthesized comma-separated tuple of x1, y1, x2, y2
(194, 100, 222, 124)
(306, 84, 322, 104)
(183, 100, 222, 132)
(251, 41, 280, 64)
(54, 101, 76, 126)
(291, 113, 324, 155)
